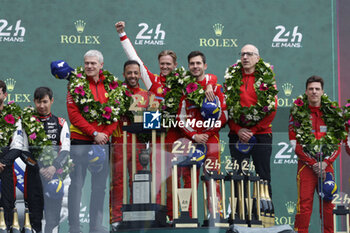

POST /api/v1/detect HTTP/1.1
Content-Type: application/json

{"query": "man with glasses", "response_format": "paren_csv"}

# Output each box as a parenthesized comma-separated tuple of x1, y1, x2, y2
(227, 44, 277, 197)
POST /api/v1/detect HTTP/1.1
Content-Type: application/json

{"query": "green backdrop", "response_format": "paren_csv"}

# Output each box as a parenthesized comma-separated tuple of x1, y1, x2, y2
(0, 0, 339, 232)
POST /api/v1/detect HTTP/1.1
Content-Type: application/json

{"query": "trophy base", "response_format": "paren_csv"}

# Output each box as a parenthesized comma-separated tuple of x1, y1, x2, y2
(202, 214, 230, 228)
(173, 211, 199, 228)
(119, 203, 167, 230)
(228, 218, 248, 227)
(248, 219, 263, 228)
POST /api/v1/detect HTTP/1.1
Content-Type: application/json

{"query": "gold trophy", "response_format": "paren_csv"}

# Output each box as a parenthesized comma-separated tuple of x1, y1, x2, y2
(246, 174, 263, 227)
(172, 156, 199, 228)
(225, 158, 247, 227)
(201, 170, 229, 227)
(119, 92, 167, 229)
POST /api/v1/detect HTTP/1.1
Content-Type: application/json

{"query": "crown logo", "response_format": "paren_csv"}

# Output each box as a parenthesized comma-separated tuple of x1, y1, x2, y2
(74, 20, 86, 33)
(282, 83, 293, 97)
(213, 23, 224, 36)
(220, 140, 227, 154)
(4, 78, 16, 92)
(285, 201, 296, 214)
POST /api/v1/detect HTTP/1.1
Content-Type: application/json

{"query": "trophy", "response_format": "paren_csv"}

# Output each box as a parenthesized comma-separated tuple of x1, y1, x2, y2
(119, 93, 167, 229)
(245, 173, 263, 228)
(225, 158, 247, 227)
(171, 157, 199, 228)
(201, 170, 229, 228)
(132, 148, 151, 204)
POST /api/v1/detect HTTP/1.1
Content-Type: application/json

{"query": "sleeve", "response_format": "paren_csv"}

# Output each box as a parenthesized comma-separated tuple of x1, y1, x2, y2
(177, 96, 197, 139)
(101, 121, 118, 137)
(208, 74, 217, 86)
(323, 146, 341, 166)
(0, 119, 26, 165)
(67, 92, 96, 136)
(288, 114, 317, 167)
(228, 119, 243, 134)
(119, 33, 156, 91)
(52, 120, 70, 169)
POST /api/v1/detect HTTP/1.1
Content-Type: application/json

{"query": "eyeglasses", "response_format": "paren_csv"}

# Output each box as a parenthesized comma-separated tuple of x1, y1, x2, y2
(239, 52, 258, 57)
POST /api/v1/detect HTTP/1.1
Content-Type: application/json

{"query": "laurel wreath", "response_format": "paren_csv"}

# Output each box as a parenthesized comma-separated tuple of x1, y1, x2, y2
(22, 106, 73, 179)
(343, 99, 350, 127)
(290, 94, 347, 159)
(21, 106, 52, 159)
(68, 67, 132, 125)
(0, 102, 21, 151)
(224, 58, 278, 127)
(160, 67, 205, 124)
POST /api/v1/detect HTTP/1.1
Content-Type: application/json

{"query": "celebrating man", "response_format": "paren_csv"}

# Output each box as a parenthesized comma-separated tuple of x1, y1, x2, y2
(115, 21, 218, 220)
(289, 76, 346, 233)
(21, 87, 70, 233)
(225, 44, 277, 197)
(115, 21, 216, 101)
(0, 80, 23, 229)
(67, 50, 118, 233)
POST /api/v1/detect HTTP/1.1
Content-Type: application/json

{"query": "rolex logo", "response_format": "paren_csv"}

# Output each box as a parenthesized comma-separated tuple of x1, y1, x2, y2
(282, 83, 293, 97)
(4, 78, 16, 92)
(285, 201, 296, 214)
(74, 20, 86, 33)
(213, 23, 224, 36)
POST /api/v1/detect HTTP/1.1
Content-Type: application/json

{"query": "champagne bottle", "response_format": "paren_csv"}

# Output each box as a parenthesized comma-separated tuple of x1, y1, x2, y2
(10, 208, 20, 233)
(21, 208, 33, 233)
(0, 207, 7, 233)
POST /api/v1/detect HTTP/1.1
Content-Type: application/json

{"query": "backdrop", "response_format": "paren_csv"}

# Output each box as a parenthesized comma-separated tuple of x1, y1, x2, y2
(0, 0, 344, 232)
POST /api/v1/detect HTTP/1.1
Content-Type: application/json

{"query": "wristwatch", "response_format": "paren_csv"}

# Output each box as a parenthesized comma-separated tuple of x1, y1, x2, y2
(93, 131, 98, 137)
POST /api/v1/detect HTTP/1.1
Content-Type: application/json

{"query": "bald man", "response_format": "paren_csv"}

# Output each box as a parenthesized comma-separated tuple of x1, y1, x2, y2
(227, 44, 277, 197)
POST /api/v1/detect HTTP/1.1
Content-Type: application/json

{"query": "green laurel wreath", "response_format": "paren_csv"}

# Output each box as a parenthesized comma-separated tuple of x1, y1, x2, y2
(68, 67, 132, 125)
(224, 58, 278, 127)
(0, 102, 21, 151)
(290, 94, 347, 159)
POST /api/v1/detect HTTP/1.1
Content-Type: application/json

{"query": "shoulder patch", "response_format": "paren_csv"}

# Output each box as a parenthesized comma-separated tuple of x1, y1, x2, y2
(157, 87, 163, 95)
(58, 117, 66, 127)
